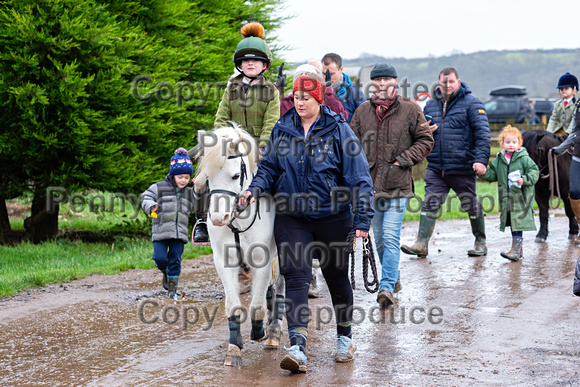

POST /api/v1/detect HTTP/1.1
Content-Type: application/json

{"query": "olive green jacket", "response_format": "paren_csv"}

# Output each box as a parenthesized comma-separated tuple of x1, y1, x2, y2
(546, 98, 576, 134)
(480, 148, 539, 232)
(214, 74, 280, 146)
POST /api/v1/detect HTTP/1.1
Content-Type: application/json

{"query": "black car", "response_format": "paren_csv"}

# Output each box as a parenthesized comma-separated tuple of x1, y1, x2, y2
(530, 97, 556, 123)
(484, 86, 555, 124)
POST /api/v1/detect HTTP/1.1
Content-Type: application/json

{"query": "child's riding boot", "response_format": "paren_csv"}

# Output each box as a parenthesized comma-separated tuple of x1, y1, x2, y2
(193, 213, 209, 243)
(193, 187, 209, 243)
(401, 212, 437, 258)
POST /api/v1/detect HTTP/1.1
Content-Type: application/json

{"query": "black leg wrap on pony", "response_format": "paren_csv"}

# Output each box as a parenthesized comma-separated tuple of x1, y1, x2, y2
(250, 319, 265, 341)
(228, 315, 243, 349)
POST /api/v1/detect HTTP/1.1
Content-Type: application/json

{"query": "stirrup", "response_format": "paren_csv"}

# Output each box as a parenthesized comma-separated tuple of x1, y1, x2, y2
(191, 220, 211, 246)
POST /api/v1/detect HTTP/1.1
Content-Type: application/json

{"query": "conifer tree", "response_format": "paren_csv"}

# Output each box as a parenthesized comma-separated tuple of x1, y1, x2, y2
(0, 0, 284, 242)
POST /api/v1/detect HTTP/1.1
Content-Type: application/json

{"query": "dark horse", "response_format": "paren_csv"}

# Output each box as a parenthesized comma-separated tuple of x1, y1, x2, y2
(522, 129, 579, 242)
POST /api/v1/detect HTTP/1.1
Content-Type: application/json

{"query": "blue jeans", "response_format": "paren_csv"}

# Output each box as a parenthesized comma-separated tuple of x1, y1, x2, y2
(153, 239, 184, 278)
(373, 197, 408, 292)
(511, 230, 523, 238)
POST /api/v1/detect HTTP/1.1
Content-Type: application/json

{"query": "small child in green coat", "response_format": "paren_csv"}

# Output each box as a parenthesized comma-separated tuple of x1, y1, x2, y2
(193, 22, 280, 245)
(214, 22, 280, 148)
(477, 125, 540, 261)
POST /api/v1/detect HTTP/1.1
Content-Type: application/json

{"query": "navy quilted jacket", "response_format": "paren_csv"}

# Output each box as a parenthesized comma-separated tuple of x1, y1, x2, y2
(423, 83, 491, 174)
(249, 105, 374, 231)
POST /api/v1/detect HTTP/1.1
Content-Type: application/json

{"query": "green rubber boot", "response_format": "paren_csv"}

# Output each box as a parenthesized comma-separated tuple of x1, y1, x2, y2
(401, 212, 437, 258)
(467, 212, 487, 256)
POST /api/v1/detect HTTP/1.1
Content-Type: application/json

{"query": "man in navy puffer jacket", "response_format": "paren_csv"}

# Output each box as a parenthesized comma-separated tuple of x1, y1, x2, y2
(401, 67, 491, 258)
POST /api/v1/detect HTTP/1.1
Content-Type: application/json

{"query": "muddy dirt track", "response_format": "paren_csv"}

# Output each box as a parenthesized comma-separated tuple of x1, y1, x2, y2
(1, 214, 579, 386)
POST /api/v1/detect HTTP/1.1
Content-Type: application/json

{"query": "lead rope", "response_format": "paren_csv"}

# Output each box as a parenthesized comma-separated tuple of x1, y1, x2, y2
(228, 195, 260, 270)
(547, 148, 563, 209)
(346, 230, 379, 293)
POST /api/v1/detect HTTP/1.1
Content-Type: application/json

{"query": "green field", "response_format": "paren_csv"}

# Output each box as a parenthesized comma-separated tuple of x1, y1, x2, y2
(0, 238, 211, 297)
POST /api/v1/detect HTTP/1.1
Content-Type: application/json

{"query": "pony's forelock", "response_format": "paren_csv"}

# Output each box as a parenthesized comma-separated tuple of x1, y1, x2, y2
(195, 124, 259, 180)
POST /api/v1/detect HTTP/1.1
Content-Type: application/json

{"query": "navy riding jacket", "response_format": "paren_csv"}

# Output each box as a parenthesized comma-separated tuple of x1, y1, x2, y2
(249, 105, 374, 231)
(423, 83, 491, 175)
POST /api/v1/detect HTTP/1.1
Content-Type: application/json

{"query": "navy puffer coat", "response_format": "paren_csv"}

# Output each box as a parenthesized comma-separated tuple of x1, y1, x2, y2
(249, 105, 374, 231)
(423, 83, 491, 174)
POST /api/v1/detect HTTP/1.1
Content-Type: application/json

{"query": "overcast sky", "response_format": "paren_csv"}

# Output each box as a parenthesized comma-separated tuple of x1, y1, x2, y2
(274, 0, 580, 63)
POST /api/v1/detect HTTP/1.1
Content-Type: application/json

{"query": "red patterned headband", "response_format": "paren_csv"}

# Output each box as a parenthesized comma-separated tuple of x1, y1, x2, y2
(292, 75, 326, 105)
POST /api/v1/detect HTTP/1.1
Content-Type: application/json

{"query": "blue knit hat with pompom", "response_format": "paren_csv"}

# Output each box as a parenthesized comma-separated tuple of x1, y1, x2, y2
(169, 148, 193, 176)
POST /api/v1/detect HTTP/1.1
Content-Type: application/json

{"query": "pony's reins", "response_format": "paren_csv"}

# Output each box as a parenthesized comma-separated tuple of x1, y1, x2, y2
(545, 148, 568, 209)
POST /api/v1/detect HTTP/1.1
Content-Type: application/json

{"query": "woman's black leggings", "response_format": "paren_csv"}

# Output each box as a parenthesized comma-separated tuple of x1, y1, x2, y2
(274, 214, 353, 347)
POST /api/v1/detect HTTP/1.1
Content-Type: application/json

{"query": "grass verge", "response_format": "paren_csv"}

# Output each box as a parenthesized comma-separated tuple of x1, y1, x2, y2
(0, 238, 211, 297)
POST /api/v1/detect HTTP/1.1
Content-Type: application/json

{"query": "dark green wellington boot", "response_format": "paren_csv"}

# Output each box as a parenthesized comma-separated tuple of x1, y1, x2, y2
(400, 212, 437, 258)
(467, 212, 487, 256)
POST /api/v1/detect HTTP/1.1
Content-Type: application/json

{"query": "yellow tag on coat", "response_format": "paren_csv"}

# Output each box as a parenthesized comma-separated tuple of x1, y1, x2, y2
(479, 109, 485, 114)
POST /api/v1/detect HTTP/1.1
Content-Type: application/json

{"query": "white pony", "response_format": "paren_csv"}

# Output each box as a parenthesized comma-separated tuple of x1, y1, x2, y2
(194, 124, 281, 366)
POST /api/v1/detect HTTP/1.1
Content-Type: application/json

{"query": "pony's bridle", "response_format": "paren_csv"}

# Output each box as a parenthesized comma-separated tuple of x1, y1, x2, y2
(208, 153, 259, 267)
(209, 153, 248, 210)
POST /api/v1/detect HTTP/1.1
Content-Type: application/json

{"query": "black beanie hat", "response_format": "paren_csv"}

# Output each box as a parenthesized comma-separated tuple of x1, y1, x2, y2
(370, 63, 398, 80)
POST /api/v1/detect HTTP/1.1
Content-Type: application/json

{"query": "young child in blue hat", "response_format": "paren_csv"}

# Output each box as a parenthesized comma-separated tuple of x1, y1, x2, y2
(141, 148, 195, 299)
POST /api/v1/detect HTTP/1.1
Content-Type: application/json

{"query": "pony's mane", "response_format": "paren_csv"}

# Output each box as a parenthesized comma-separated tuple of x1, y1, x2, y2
(522, 129, 563, 163)
(522, 130, 540, 160)
(195, 124, 259, 179)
